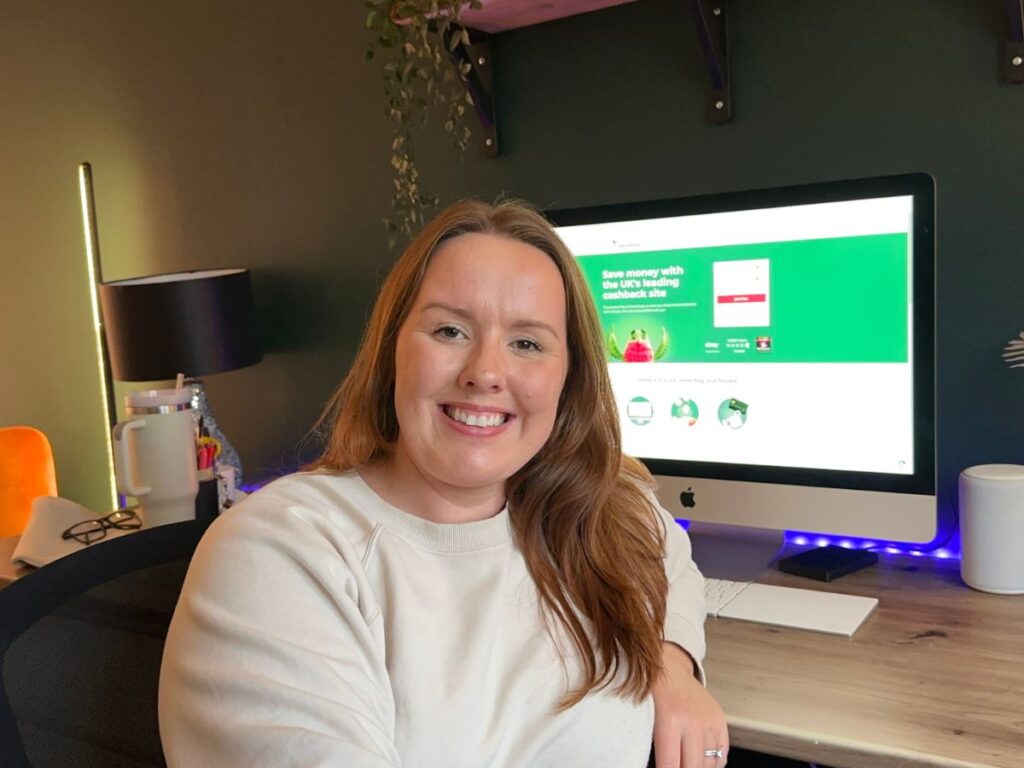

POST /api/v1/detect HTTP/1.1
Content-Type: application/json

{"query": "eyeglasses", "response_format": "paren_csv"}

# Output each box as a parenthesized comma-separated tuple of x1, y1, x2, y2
(62, 509, 142, 545)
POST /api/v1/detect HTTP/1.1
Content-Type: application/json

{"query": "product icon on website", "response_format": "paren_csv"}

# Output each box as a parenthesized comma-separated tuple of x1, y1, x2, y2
(626, 397, 654, 426)
(718, 397, 749, 430)
(606, 327, 669, 363)
(670, 398, 699, 426)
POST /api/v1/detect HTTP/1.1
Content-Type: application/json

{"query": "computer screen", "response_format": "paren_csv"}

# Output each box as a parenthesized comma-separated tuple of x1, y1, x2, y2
(550, 174, 936, 573)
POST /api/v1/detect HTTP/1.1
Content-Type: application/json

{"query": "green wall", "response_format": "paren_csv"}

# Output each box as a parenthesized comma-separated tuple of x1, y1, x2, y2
(1, 0, 393, 510)
(2, 0, 1019, 531)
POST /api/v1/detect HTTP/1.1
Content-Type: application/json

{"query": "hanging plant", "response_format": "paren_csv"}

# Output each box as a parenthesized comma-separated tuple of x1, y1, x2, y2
(365, 0, 483, 247)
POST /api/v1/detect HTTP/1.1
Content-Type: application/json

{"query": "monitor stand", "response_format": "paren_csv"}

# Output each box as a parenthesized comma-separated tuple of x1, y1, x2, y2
(686, 521, 786, 582)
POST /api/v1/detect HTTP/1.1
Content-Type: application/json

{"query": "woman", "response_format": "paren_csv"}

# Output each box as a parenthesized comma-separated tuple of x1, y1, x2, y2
(159, 199, 728, 767)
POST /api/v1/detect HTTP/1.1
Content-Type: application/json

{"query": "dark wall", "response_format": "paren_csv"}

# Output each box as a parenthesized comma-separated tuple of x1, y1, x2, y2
(4, 1, 1019, 530)
(418, 0, 1022, 536)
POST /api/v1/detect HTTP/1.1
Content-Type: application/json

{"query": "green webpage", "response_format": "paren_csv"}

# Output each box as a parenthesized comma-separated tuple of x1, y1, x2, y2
(572, 232, 916, 475)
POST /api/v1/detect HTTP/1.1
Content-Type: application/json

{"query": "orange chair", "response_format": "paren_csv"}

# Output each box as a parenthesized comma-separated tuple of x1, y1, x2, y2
(0, 427, 58, 538)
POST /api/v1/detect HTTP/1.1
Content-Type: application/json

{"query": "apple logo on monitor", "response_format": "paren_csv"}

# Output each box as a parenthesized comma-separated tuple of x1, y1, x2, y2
(680, 487, 696, 508)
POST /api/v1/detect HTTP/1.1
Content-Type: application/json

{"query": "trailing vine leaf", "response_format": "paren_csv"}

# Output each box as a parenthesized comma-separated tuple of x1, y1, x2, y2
(365, 0, 483, 248)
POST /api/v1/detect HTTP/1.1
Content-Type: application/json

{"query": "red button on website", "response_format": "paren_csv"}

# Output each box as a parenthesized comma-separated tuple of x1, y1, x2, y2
(717, 293, 767, 303)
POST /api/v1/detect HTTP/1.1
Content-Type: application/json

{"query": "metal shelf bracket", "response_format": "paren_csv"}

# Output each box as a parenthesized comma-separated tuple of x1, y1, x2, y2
(689, 0, 731, 124)
(1004, 0, 1024, 83)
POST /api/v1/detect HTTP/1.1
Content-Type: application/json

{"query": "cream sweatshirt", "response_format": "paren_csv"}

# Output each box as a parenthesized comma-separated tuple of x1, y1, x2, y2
(158, 471, 706, 767)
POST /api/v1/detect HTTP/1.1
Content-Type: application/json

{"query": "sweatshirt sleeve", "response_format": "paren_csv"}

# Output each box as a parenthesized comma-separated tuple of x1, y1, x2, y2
(158, 499, 400, 767)
(657, 503, 709, 684)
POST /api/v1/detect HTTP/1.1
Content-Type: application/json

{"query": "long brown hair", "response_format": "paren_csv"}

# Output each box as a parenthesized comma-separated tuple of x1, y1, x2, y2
(312, 199, 667, 707)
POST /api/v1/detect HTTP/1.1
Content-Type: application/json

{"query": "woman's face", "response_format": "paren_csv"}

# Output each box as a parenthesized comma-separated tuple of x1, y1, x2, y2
(392, 232, 569, 500)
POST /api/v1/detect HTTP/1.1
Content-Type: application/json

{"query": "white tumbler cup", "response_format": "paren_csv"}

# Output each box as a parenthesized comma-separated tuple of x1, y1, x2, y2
(959, 464, 1024, 594)
(112, 389, 198, 527)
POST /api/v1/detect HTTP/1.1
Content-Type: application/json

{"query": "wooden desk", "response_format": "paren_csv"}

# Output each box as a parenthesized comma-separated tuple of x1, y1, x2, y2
(706, 554, 1024, 768)
(3, 534, 1020, 764)
(0, 535, 32, 587)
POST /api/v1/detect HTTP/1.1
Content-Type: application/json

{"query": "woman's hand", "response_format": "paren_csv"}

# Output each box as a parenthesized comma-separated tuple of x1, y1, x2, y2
(651, 642, 729, 768)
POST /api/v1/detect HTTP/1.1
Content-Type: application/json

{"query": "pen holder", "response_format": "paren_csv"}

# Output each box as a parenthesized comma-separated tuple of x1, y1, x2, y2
(195, 471, 220, 520)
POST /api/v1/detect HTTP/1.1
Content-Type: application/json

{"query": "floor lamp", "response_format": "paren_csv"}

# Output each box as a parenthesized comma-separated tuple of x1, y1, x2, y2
(78, 162, 119, 510)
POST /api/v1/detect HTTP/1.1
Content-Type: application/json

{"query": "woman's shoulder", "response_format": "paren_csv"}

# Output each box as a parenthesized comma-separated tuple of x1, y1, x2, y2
(204, 469, 383, 557)
(243, 468, 372, 507)
(173, 471, 388, 651)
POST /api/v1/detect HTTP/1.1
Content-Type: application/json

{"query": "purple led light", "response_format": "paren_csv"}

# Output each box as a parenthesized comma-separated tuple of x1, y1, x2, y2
(782, 530, 961, 561)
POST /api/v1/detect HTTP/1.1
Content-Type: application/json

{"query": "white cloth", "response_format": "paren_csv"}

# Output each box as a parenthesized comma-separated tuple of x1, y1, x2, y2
(12, 496, 136, 568)
(158, 471, 706, 768)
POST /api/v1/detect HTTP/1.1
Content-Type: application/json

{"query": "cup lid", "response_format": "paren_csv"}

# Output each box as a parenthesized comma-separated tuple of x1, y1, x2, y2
(961, 464, 1024, 481)
(124, 388, 193, 408)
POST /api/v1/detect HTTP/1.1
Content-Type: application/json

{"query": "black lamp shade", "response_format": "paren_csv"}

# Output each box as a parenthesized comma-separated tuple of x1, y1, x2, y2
(99, 269, 262, 381)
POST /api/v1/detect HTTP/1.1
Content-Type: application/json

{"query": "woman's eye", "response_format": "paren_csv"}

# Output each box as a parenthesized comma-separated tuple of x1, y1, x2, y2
(513, 338, 542, 353)
(434, 325, 464, 340)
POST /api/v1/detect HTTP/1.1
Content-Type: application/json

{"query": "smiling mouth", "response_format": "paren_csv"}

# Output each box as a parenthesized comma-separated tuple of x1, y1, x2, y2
(442, 405, 511, 428)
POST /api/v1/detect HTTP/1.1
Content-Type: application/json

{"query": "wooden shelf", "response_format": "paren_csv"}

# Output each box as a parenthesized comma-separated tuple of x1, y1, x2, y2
(441, 0, 731, 156)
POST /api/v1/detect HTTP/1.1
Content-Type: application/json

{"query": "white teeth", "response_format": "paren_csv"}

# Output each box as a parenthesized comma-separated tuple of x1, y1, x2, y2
(446, 406, 507, 428)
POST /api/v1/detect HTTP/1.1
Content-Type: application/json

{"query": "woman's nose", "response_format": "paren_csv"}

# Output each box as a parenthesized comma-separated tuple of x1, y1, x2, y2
(458, 339, 506, 392)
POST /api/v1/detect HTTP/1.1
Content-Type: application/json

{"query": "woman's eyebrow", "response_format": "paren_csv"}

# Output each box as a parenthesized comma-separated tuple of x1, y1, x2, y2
(420, 302, 561, 339)
(509, 319, 561, 340)
(420, 301, 472, 319)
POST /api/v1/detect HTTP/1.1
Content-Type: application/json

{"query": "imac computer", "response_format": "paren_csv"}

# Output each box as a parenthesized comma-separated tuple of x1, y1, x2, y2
(550, 174, 936, 580)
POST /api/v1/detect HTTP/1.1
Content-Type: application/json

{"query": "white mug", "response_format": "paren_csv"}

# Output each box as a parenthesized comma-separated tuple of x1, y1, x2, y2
(112, 389, 198, 527)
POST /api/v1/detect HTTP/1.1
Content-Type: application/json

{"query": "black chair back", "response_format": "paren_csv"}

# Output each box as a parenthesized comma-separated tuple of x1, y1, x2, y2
(0, 518, 212, 768)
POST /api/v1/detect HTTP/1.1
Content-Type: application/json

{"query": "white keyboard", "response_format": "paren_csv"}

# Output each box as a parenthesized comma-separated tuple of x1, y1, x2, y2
(704, 577, 752, 616)
(703, 577, 879, 636)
